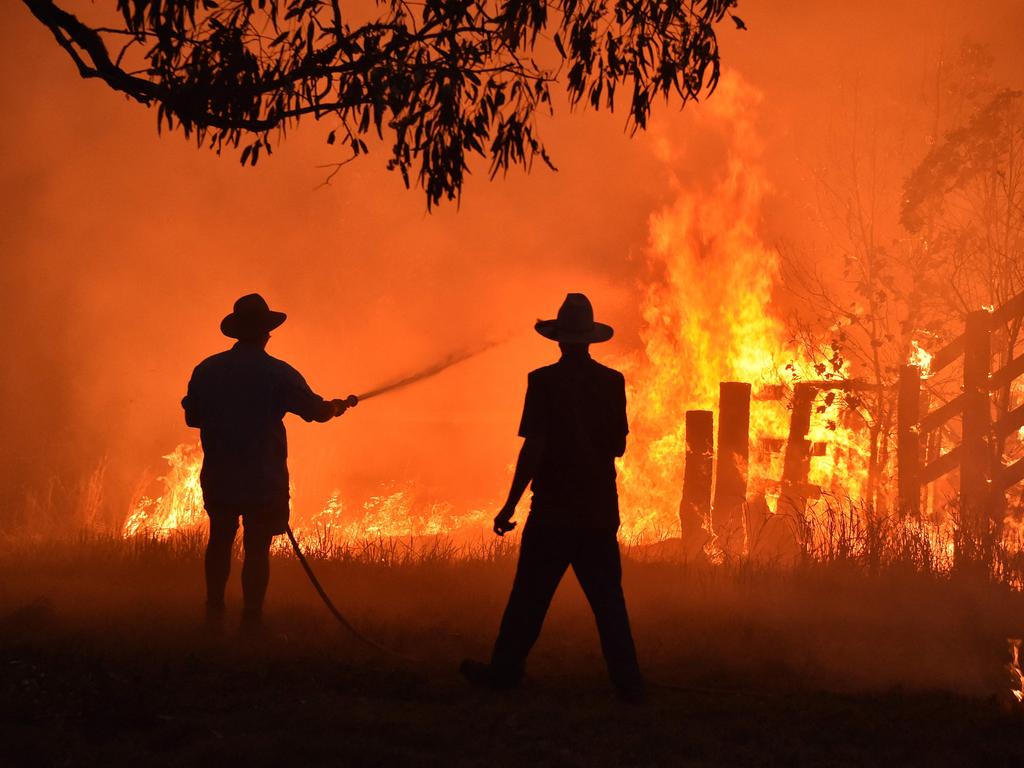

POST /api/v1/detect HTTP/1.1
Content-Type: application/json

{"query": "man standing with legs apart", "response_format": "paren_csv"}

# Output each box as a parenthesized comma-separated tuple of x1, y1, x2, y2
(182, 294, 357, 634)
(461, 293, 644, 701)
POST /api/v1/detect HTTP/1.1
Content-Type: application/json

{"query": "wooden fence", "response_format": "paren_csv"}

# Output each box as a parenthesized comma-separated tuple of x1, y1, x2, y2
(679, 378, 861, 557)
(679, 290, 1024, 561)
(897, 292, 1024, 556)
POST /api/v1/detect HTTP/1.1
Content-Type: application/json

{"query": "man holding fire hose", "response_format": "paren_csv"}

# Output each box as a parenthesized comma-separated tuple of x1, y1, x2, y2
(461, 293, 645, 701)
(182, 293, 357, 633)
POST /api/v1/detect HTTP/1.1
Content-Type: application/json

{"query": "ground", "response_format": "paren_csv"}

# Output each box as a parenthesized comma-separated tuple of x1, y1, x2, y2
(2, 534, 1024, 767)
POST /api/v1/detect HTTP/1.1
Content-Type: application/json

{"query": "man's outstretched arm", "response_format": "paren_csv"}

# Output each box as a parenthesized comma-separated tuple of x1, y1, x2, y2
(297, 396, 356, 423)
(282, 366, 357, 423)
(494, 437, 545, 536)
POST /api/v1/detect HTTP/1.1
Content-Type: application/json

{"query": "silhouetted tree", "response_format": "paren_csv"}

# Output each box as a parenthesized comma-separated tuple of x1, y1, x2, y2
(23, 0, 741, 206)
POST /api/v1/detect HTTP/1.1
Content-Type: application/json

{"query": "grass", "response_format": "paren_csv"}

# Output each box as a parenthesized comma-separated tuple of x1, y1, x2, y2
(3, 531, 1024, 766)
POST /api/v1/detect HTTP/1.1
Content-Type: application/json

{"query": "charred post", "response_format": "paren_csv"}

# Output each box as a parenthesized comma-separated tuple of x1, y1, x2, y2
(679, 409, 714, 558)
(779, 383, 816, 519)
(712, 382, 751, 557)
(897, 365, 922, 518)
(960, 309, 993, 564)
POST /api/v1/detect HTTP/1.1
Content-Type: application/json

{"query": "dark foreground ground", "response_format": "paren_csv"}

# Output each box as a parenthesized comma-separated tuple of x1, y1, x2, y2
(3, 534, 1024, 767)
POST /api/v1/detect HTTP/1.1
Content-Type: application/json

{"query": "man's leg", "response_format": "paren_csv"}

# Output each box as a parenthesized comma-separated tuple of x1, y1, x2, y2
(489, 525, 571, 683)
(241, 523, 274, 628)
(205, 513, 239, 619)
(571, 530, 644, 697)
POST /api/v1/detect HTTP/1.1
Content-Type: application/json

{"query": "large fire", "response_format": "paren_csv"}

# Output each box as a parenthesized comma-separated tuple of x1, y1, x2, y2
(116, 77, 942, 563)
(615, 75, 867, 544)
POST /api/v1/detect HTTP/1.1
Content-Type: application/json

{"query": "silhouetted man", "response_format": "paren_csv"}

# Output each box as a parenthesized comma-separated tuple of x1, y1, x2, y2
(182, 294, 356, 632)
(461, 293, 644, 700)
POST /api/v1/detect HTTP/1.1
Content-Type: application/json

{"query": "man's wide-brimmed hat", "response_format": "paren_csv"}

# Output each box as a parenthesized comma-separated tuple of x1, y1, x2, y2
(535, 293, 614, 344)
(220, 293, 287, 339)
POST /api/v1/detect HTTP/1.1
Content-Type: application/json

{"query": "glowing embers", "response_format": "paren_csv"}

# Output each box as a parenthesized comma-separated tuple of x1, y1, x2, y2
(1009, 639, 1024, 703)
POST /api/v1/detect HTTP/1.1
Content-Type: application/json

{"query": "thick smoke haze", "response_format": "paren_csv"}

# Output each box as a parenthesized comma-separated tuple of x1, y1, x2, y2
(1, 1, 1021, 530)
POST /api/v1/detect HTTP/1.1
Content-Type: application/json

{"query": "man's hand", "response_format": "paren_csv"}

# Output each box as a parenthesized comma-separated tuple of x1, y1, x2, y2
(493, 504, 517, 536)
(331, 395, 359, 417)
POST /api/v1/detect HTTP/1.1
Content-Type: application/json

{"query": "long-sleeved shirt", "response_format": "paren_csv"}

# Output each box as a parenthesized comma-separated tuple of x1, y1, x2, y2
(182, 341, 334, 511)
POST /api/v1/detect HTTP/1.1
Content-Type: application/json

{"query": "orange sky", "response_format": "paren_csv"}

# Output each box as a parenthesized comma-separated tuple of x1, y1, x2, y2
(1, 1, 1022, 530)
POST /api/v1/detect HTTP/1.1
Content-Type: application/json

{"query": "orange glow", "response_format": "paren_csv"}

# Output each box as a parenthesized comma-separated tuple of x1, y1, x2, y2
(123, 76, 874, 551)
(1, 3, 1004, 562)
(615, 74, 868, 547)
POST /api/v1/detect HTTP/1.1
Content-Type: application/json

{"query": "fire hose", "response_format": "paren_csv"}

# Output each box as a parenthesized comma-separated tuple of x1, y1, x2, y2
(284, 525, 412, 659)
(282, 343, 498, 658)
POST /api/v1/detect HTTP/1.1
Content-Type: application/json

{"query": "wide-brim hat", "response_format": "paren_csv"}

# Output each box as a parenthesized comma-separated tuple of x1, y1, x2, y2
(220, 293, 287, 339)
(535, 293, 614, 344)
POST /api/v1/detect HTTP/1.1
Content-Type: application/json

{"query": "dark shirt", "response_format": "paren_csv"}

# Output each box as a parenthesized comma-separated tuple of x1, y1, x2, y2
(518, 354, 628, 529)
(181, 342, 334, 511)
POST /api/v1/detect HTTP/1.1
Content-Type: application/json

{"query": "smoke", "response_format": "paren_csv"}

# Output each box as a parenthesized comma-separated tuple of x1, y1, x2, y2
(1, 0, 1023, 531)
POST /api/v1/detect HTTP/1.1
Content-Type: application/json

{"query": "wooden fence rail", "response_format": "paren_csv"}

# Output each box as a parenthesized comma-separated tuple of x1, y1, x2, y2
(896, 292, 1024, 561)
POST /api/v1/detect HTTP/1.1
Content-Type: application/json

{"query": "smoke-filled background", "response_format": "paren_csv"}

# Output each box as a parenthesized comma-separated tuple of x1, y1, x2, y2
(1, 0, 1023, 533)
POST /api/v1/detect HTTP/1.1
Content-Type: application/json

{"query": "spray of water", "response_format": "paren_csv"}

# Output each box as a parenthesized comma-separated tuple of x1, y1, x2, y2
(355, 340, 501, 402)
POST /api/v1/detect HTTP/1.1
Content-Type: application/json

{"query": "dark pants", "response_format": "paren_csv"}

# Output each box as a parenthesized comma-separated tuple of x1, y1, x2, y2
(205, 513, 274, 621)
(491, 521, 643, 692)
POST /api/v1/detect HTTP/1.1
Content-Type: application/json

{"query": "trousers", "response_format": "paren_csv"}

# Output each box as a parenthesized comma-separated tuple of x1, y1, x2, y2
(491, 519, 642, 691)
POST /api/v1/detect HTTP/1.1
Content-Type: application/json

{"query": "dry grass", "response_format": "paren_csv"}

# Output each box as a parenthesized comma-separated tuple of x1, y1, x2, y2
(3, 526, 1024, 766)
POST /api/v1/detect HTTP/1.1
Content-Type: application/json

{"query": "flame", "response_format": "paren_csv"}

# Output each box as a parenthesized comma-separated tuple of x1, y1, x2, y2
(122, 448, 504, 544)
(291, 488, 489, 542)
(123, 443, 205, 537)
(908, 340, 933, 377)
(615, 73, 868, 545)
(1009, 639, 1024, 703)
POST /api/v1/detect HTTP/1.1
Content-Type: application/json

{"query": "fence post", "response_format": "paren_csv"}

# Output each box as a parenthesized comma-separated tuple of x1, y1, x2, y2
(713, 382, 751, 557)
(921, 387, 939, 519)
(960, 309, 992, 564)
(679, 409, 713, 558)
(897, 364, 922, 518)
(779, 383, 816, 520)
